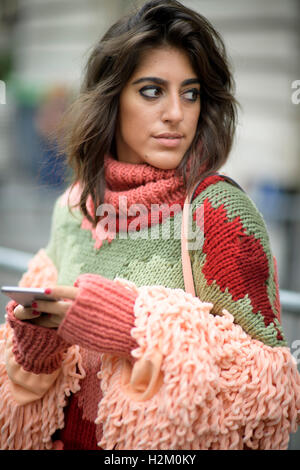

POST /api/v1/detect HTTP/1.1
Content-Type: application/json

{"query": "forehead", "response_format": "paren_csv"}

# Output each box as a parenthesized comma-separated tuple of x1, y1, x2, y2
(131, 46, 198, 79)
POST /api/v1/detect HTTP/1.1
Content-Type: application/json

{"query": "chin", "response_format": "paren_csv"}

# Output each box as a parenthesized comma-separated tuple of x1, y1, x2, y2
(145, 153, 183, 170)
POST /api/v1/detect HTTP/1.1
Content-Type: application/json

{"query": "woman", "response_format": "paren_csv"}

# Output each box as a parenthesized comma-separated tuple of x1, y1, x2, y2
(0, 0, 299, 450)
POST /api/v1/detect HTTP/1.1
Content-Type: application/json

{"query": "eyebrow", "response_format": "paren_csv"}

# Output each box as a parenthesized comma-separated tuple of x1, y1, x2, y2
(132, 77, 200, 87)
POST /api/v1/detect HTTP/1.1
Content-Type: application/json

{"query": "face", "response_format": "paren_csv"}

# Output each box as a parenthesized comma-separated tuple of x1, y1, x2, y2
(115, 46, 201, 170)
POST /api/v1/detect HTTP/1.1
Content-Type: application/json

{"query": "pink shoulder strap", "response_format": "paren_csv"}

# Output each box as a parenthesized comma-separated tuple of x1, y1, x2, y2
(181, 186, 197, 296)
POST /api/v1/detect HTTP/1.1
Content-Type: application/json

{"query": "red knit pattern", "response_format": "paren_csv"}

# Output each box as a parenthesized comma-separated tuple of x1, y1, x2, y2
(193, 174, 222, 199)
(59, 395, 100, 450)
(194, 198, 283, 340)
(273, 256, 281, 321)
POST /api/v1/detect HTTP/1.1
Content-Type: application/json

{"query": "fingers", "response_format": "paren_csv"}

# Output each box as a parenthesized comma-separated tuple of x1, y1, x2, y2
(13, 285, 78, 329)
(14, 299, 73, 328)
(46, 286, 78, 301)
(29, 314, 61, 329)
(31, 299, 71, 317)
(14, 304, 41, 321)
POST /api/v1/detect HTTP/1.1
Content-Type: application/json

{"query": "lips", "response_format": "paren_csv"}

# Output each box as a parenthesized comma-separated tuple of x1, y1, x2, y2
(155, 133, 183, 139)
(153, 134, 183, 148)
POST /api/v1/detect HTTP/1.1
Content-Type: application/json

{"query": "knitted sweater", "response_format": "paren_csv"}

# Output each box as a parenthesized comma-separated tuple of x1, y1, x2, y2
(1, 154, 299, 450)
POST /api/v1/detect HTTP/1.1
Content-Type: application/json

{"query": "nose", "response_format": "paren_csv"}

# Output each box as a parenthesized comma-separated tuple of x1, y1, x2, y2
(161, 93, 184, 124)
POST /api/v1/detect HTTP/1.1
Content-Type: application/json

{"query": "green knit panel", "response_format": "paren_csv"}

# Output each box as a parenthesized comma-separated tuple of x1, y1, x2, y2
(45, 196, 185, 290)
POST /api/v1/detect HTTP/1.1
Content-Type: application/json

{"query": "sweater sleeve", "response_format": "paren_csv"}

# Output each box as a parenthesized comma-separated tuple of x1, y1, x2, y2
(189, 177, 286, 347)
(58, 273, 139, 357)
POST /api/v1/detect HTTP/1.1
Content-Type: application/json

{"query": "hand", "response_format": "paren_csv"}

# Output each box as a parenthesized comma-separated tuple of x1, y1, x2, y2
(13, 286, 79, 329)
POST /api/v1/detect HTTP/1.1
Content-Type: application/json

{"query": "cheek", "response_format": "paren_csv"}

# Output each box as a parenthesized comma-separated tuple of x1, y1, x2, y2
(120, 100, 149, 138)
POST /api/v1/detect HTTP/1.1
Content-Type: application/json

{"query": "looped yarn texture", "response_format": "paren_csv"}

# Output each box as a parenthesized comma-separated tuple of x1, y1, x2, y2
(97, 281, 300, 450)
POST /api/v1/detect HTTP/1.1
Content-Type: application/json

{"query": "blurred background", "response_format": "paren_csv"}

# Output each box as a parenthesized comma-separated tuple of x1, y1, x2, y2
(0, 0, 299, 449)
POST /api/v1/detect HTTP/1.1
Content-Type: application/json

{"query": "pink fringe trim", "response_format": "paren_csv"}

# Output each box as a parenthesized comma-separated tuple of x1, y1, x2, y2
(0, 322, 85, 450)
(97, 283, 300, 450)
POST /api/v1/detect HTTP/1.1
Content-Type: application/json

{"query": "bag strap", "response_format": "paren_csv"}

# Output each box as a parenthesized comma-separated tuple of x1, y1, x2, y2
(181, 188, 196, 296)
(181, 173, 245, 296)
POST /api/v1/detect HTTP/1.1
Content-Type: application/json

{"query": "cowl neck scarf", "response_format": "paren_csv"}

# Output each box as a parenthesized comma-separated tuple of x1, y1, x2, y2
(81, 154, 188, 249)
(104, 154, 186, 209)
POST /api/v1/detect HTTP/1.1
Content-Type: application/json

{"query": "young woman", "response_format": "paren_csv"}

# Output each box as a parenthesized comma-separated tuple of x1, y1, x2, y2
(1, 0, 299, 450)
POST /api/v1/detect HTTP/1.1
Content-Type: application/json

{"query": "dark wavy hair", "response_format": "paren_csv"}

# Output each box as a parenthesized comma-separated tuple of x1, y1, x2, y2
(56, 0, 239, 227)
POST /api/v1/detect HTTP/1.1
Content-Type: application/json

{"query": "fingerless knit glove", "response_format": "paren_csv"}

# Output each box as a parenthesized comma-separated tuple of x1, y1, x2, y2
(6, 300, 71, 374)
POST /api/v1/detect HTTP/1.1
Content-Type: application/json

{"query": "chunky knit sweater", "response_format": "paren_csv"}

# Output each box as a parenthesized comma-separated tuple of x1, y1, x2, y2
(1, 154, 299, 450)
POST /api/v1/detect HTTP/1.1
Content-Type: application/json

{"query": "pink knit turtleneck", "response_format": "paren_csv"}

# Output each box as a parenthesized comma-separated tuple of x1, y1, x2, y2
(82, 154, 188, 248)
(103, 154, 186, 209)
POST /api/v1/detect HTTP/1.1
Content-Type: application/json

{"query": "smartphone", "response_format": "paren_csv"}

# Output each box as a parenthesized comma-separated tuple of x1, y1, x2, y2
(1, 286, 57, 308)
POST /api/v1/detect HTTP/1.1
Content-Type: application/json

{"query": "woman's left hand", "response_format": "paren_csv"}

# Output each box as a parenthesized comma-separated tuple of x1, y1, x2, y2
(15, 285, 79, 329)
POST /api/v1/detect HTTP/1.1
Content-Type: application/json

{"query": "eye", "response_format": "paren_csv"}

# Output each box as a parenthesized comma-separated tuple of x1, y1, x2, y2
(139, 86, 162, 99)
(183, 88, 200, 102)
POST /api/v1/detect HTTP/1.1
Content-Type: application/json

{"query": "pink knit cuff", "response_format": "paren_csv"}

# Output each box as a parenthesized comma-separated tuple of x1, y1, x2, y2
(6, 299, 71, 374)
(57, 274, 138, 357)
